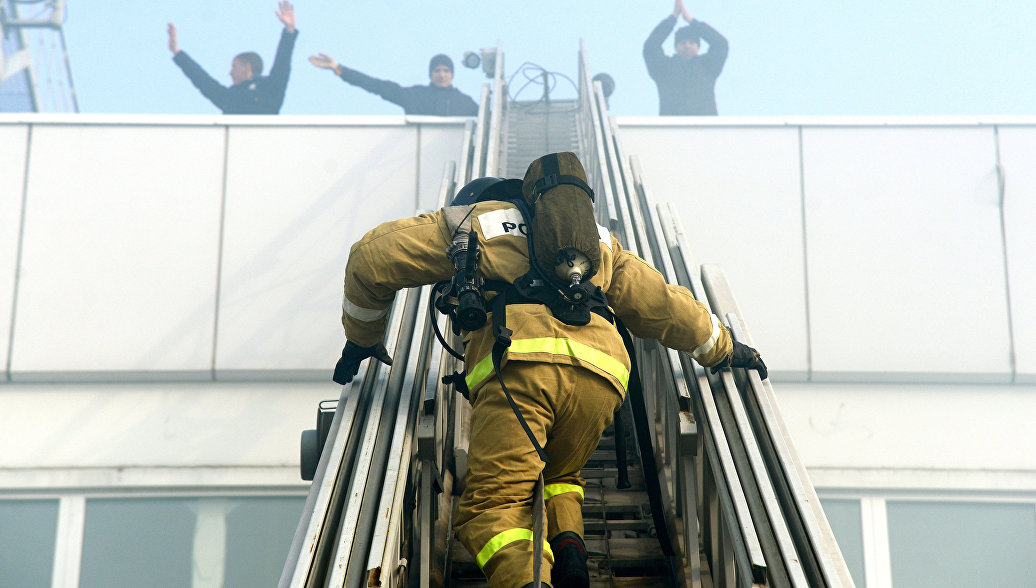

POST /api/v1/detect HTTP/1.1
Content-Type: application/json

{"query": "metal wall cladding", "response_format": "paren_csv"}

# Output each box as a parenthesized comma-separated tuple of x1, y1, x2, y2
(778, 382, 1036, 473)
(618, 120, 1028, 383)
(215, 125, 416, 377)
(3, 119, 1030, 383)
(1, 119, 465, 380)
(618, 125, 810, 380)
(0, 381, 328, 472)
(10, 124, 226, 379)
(801, 126, 1008, 381)
(214, 123, 464, 376)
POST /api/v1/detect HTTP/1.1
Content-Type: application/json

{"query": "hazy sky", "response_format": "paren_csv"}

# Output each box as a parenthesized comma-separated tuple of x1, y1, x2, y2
(56, 0, 1036, 117)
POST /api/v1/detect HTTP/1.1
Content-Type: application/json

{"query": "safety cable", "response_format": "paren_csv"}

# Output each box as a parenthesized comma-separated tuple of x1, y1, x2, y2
(429, 284, 465, 361)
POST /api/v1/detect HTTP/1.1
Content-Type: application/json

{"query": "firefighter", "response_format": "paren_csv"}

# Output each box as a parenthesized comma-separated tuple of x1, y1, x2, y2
(333, 152, 765, 588)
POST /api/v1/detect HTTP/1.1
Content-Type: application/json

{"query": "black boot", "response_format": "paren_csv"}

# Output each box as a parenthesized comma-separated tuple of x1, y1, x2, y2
(549, 531, 589, 588)
(520, 583, 553, 588)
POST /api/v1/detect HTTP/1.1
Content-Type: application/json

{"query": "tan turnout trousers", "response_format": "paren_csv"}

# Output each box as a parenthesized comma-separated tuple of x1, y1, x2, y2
(453, 361, 624, 588)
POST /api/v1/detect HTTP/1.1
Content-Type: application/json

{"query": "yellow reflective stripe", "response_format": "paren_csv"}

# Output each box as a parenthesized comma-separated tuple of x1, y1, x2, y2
(465, 352, 497, 391)
(544, 483, 584, 501)
(475, 528, 553, 569)
(465, 337, 630, 391)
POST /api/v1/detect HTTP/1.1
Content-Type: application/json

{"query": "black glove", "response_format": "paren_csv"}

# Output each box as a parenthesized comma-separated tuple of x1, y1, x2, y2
(332, 341, 393, 384)
(711, 341, 768, 380)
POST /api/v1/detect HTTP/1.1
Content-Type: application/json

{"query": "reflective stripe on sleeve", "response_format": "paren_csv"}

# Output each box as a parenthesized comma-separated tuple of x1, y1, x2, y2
(691, 314, 722, 361)
(342, 296, 389, 322)
(544, 483, 584, 501)
(475, 528, 553, 569)
(465, 337, 630, 392)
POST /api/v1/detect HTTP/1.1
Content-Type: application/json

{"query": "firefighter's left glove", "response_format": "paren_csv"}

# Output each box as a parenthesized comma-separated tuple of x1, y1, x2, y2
(711, 341, 768, 380)
(332, 341, 393, 385)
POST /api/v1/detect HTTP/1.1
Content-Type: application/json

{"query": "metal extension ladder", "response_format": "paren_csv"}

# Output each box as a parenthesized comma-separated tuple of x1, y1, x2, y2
(279, 41, 855, 588)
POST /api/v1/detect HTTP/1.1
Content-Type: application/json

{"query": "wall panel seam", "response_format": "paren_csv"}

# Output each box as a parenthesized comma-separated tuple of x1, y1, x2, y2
(211, 125, 230, 381)
(993, 126, 1017, 384)
(6, 124, 33, 382)
(797, 126, 814, 382)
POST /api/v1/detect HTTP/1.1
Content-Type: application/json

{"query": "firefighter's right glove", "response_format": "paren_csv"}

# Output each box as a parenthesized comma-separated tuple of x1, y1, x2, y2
(711, 341, 768, 380)
(332, 341, 393, 385)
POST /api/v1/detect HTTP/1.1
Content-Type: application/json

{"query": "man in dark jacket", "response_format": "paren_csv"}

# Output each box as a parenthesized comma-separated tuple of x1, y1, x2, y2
(167, 1, 298, 114)
(643, 0, 728, 115)
(309, 52, 479, 116)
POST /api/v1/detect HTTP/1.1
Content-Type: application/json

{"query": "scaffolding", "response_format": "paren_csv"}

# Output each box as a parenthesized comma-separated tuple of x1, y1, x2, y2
(0, 0, 77, 112)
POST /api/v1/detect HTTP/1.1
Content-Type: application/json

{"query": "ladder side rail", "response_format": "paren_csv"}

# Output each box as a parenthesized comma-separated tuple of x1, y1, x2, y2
(456, 123, 474, 187)
(341, 284, 425, 588)
(415, 310, 454, 588)
(602, 112, 698, 567)
(416, 314, 457, 588)
(634, 158, 773, 586)
(367, 285, 436, 587)
(711, 366, 800, 587)
(608, 119, 691, 521)
(484, 42, 506, 177)
(581, 57, 697, 582)
(471, 84, 491, 179)
(605, 116, 653, 268)
(588, 86, 635, 255)
(592, 82, 629, 238)
(323, 286, 419, 588)
(701, 267, 855, 587)
(581, 72, 618, 230)
(576, 40, 611, 226)
(279, 373, 370, 587)
(677, 409, 703, 586)
(575, 41, 592, 170)
(681, 353, 770, 587)
(626, 155, 799, 584)
(634, 171, 695, 413)
(283, 298, 408, 588)
(658, 206, 771, 586)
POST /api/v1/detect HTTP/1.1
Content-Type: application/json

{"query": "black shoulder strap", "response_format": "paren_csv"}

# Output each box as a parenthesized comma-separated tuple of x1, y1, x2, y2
(531, 153, 595, 203)
(490, 294, 550, 464)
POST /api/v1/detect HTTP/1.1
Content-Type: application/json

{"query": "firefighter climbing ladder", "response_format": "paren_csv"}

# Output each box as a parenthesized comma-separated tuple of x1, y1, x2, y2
(280, 42, 855, 588)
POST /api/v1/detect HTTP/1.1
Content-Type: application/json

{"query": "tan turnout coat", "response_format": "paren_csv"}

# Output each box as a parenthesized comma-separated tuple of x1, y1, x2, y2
(341, 199, 732, 392)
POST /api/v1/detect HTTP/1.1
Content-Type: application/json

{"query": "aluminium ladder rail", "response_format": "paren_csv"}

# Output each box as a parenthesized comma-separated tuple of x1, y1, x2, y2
(281, 42, 854, 588)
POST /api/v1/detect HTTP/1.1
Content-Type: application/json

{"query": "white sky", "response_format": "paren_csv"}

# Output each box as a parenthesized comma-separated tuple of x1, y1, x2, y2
(57, 0, 1036, 116)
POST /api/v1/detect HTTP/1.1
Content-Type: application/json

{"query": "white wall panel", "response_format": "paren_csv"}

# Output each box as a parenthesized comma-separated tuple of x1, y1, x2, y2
(802, 127, 1010, 380)
(11, 125, 225, 378)
(0, 125, 28, 378)
(215, 126, 418, 375)
(997, 126, 1036, 383)
(778, 382, 1036, 490)
(418, 123, 466, 210)
(618, 125, 810, 378)
(0, 382, 326, 479)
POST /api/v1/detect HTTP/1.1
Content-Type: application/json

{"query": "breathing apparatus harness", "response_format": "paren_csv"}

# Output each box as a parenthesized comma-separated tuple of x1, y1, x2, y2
(432, 162, 610, 463)
(432, 159, 682, 560)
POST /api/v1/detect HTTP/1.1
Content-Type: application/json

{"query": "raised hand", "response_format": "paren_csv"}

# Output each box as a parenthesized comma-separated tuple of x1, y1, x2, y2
(308, 52, 339, 72)
(680, 1, 694, 23)
(167, 22, 179, 54)
(276, 1, 295, 33)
